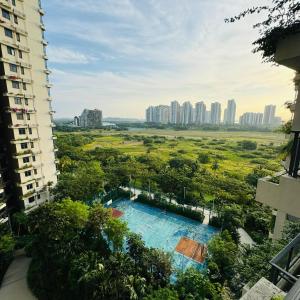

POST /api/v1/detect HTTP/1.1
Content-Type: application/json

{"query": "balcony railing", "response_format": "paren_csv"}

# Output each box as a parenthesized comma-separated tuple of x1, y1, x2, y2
(270, 233, 300, 291)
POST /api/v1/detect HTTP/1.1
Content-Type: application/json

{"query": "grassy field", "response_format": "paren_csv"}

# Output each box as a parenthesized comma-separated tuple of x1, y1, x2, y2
(77, 129, 286, 177)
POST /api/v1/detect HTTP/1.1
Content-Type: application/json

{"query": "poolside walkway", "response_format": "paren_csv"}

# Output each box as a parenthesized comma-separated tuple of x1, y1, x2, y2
(0, 250, 36, 300)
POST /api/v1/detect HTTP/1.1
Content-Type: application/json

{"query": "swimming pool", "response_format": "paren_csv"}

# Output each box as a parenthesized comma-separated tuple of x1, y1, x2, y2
(112, 199, 218, 272)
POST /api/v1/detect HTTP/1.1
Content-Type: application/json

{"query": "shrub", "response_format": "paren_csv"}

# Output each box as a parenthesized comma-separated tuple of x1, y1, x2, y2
(238, 140, 257, 150)
(136, 194, 204, 223)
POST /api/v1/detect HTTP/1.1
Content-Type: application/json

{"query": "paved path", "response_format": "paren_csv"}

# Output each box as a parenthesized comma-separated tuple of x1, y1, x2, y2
(0, 252, 36, 300)
(238, 228, 256, 247)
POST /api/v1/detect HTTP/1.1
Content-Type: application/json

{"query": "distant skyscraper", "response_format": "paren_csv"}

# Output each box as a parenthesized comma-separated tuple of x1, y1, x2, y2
(195, 102, 206, 125)
(263, 105, 276, 125)
(224, 99, 236, 124)
(156, 105, 170, 124)
(170, 101, 181, 124)
(182, 102, 193, 125)
(239, 112, 263, 127)
(205, 111, 211, 123)
(210, 102, 221, 124)
(80, 109, 103, 128)
(146, 106, 156, 123)
(74, 116, 80, 126)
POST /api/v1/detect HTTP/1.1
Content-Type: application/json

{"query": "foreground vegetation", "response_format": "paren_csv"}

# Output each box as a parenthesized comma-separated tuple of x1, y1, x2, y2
(2, 128, 298, 299)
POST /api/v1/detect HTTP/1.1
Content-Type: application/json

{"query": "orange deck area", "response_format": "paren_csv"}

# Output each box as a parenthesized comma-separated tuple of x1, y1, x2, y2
(175, 237, 207, 263)
(111, 208, 124, 218)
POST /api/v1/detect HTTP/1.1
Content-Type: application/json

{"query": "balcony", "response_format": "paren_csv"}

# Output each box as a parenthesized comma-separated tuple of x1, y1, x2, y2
(13, 8, 26, 19)
(15, 164, 33, 173)
(0, 0, 11, 9)
(270, 233, 300, 292)
(39, 8, 45, 16)
(256, 173, 300, 219)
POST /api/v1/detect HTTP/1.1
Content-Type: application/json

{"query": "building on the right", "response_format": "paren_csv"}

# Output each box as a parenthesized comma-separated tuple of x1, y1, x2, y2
(255, 35, 300, 241)
(263, 104, 276, 125)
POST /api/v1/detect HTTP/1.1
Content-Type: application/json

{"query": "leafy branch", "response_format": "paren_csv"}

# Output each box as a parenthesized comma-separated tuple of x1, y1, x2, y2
(225, 0, 300, 62)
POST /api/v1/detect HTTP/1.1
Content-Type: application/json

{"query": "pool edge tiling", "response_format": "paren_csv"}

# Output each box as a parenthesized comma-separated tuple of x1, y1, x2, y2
(112, 199, 219, 272)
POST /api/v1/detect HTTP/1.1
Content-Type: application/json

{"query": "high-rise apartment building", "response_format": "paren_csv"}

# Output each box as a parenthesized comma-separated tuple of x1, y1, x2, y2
(146, 106, 156, 123)
(156, 105, 170, 124)
(79, 109, 102, 128)
(181, 101, 193, 125)
(0, 0, 57, 211)
(239, 112, 263, 127)
(263, 104, 276, 125)
(194, 101, 206, 125)
(224, 99, 236, 124)
(210, 102, 221, 124)
(170, 100, 180, 124)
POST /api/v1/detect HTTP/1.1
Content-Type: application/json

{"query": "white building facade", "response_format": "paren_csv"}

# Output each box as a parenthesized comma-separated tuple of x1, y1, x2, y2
(0, 0, 57, 211)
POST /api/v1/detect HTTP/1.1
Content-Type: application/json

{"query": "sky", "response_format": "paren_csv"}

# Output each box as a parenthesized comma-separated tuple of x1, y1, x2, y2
(43, 0, 296, 121)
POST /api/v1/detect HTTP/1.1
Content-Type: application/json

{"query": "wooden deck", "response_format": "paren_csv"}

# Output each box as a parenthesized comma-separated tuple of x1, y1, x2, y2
(175, 236, 207, 263)
(111, 208, 124, 218)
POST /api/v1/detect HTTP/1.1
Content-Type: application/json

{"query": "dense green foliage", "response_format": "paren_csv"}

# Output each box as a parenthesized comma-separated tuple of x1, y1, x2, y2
(27, 199, 172, 300)
(28, 129, 295, 299)
(136, 194, 204, 222)
(0, 224, 15, 284)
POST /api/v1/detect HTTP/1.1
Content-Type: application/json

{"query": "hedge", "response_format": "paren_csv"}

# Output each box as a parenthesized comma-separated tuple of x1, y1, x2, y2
(136, 194, 204, 223)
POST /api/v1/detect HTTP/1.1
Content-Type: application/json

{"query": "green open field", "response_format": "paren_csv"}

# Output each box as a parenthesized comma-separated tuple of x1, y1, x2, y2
(77, 129, 286, 177)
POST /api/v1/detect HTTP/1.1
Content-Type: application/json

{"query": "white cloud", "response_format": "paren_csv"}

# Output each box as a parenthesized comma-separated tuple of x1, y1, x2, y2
(43, 0, 295, 120)
(47, 47, 96, 64)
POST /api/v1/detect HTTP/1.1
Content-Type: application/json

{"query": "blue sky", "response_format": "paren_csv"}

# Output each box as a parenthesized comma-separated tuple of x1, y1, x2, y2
(43, 0, 295, 120)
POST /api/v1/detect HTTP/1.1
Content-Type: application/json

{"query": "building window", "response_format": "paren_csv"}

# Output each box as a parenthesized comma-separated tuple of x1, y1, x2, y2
(7, 46, 15, 56)
(2, 9, 10, 20)
(36, 182, 39, 188)
(21, 67, 24, 75)
(19, 50, 23, 59)
(16, 112, 24, 120)
(27, 113, 30, 120)
(30, 142, 34, 148)
(26, 184, 33, 190)
(9, 64, 18, 73)
(23, 157, 30, 163)
(28, 197, 35, 203)
(13, 15, 18, 24)
(14, 97, 22, 105)
(32, 156, 36, 162)
(16, 33, 20, 42)
(37, 194, 41, 200)
(12, 81, 20, 89)
(21, 143, 28, 149)
(11, 0, 16, 6)
(29, 128, 32, 135)
(34, 169, 37, 175)
(23, 83, 27, 90)
(24, 98, 28, 105)
(25, 170, 32, 177)
(4, 28, 13, 38)
(18, 128, 26, 135)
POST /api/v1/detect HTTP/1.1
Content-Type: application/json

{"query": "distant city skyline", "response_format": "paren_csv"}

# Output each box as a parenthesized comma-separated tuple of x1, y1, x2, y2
(42, 1, 294, 121)
(146, 100, 282, 127)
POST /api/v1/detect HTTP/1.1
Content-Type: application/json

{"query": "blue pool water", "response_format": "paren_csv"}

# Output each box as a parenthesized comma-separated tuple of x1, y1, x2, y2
(112, 199, 218, 272)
